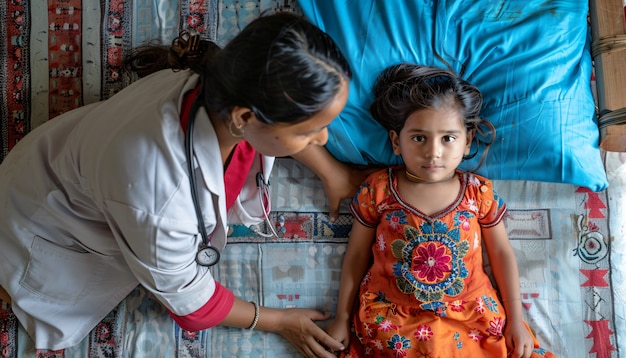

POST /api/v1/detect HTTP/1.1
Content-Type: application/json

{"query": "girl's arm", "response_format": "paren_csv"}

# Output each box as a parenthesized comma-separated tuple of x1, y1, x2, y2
(325, 220, 376, 348)
(291, 145, 377, 222)
(482, 221, 534, 358)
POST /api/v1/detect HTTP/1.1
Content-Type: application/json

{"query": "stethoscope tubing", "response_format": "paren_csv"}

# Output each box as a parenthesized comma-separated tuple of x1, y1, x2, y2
(184, 87, 278, 266)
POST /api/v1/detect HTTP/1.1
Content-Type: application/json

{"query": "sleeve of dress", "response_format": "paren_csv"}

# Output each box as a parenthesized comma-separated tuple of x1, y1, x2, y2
(475, 176, 507, 228)
(349, 169, 387, 228)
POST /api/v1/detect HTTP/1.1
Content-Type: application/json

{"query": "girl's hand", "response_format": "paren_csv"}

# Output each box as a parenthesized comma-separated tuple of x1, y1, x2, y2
(274, 308, 345, 358)
(324, 317, 351, 354)
(504, 320, 535, 358)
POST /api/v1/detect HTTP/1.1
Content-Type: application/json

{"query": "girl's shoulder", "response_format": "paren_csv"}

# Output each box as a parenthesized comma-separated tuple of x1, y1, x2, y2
(459, 171, 493, 190)
(361, 167, 394, 185)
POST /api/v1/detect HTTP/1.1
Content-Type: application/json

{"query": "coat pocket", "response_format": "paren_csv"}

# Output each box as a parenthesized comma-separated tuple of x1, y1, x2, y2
(20, 235, 107, 304)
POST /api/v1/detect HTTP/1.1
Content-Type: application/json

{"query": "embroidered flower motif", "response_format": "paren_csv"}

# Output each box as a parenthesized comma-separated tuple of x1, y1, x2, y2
(363, 322, 376, 338)
(466, 198, 479, 215)
(412, 242, 452, 282)
(387, 334, 411, 357)
(482, 295, 500, 313)
(458, 213, 472, 230)
(468, 329, 484, 342)
(376, 233, 386, 251)
(450, 299, 466, 312)
(467, 174, 481, 187)
(421, 301, 447, 317)
(473, 233, 480, 250)
(391, 220, 469, 302)
(385, 210, 408, 231)
(379, 319, 394, 332)
(361, 271, 372, 287)
(414, 325, 433, 341)
(487, 317, 506, 337)
(372, 339, 385, 350)
(475, 297, 485, 314)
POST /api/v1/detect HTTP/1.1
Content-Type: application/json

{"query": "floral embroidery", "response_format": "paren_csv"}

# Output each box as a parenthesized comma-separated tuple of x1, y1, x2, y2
(363, 322, 376, 338)
(379, 319, 394, 332)
(386, 210, 408, 231)
(473, 232, 480, 249)
(390, 219, 470, 302)
(468, 329, 484, 342)
(361, 271, 372, 287)
(372, 339, 384, 351)
(414, 325, 433, 341)
(466, 198, 479, 214)
(459, 213, 471, 230)
(467, 174, 481, 187)
(376, 233, 386, 251)
(487, 317, 506, 337)
(421, 301, 447, 317)
(475, 296, 486, 313)
(387, 334, 411, 356)
(482, 295, 500, 313)
(450, 299, 466, 312)
(413, 242, 451, 282)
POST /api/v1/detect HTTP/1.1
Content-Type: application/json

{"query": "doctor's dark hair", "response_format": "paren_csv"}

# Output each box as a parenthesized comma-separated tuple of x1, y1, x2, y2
(124, 12, 350, 125)
(369, 63, 495, 171)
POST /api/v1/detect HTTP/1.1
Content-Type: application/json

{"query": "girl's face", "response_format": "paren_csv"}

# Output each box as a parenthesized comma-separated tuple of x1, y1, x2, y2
(390, 107, 472, 183)
(240, 80, 349, 157)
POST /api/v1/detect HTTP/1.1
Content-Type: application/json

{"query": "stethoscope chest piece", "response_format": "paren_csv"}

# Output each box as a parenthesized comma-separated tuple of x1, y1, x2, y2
(196, 244, 220, 266)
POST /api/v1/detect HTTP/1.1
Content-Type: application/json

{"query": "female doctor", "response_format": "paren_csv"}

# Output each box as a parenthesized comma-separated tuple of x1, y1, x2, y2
(0, 12, 349, 358)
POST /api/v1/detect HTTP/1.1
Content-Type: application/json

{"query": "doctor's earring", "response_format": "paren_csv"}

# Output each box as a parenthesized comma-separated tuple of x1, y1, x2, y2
(229, 121, 245, 138)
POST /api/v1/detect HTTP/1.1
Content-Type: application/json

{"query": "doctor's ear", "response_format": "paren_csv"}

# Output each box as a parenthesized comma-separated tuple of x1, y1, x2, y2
(231, 106, 254, 128)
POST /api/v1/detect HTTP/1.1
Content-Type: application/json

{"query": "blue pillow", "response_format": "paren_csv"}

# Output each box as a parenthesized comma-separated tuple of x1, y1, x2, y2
(299, 0, 608, 191)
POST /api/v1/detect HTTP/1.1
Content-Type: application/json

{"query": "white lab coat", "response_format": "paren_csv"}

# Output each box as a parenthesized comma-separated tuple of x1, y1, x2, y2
(0, 69, 274, 350)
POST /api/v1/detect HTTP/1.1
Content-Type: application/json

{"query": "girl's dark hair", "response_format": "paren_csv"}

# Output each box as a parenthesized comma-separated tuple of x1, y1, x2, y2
(369, 63, 495, 171)
(124, 12, 350, 125)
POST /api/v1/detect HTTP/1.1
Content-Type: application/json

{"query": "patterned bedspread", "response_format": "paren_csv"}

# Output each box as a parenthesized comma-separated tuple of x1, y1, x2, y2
(2, 155, 625, 357)
(1, 0, 625, 357)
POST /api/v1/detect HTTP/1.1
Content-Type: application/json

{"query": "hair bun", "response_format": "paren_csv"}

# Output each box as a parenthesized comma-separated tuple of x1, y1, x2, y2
(169, 31, 203, 71)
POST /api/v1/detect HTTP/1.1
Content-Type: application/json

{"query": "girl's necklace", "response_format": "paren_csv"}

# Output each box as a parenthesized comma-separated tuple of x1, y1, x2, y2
(405, 168, 456, 184)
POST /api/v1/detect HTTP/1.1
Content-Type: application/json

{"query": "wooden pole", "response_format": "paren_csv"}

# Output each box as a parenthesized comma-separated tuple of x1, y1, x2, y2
(589, 0, 626, 152)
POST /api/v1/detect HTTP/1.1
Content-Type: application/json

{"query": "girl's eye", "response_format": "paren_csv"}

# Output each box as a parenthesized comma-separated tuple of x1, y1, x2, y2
(443, 135, 456, 143)
(411, 135, 426, 142)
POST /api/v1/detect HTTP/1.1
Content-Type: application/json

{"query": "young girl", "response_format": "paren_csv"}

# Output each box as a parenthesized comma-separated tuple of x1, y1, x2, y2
(325, 64, 555, 358)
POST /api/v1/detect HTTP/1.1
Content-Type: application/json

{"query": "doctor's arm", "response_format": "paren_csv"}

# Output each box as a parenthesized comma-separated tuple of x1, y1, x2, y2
(291, 145, 376, 222)
(220, 296, 345, 357)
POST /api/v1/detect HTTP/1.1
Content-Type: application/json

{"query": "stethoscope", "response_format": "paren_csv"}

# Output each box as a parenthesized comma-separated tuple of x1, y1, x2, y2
(184, 87, 279, 267)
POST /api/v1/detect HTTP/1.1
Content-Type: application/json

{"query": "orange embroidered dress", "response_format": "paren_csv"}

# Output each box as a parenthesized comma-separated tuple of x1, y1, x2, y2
(344, 167, 554, 358)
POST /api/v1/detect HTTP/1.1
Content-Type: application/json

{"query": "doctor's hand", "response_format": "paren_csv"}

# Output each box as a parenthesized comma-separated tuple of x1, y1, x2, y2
(271, 308, 345, 358)
(319, 161, 375, 223)
(221, 299, 343, 357)
(291, 146, 378, 223)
